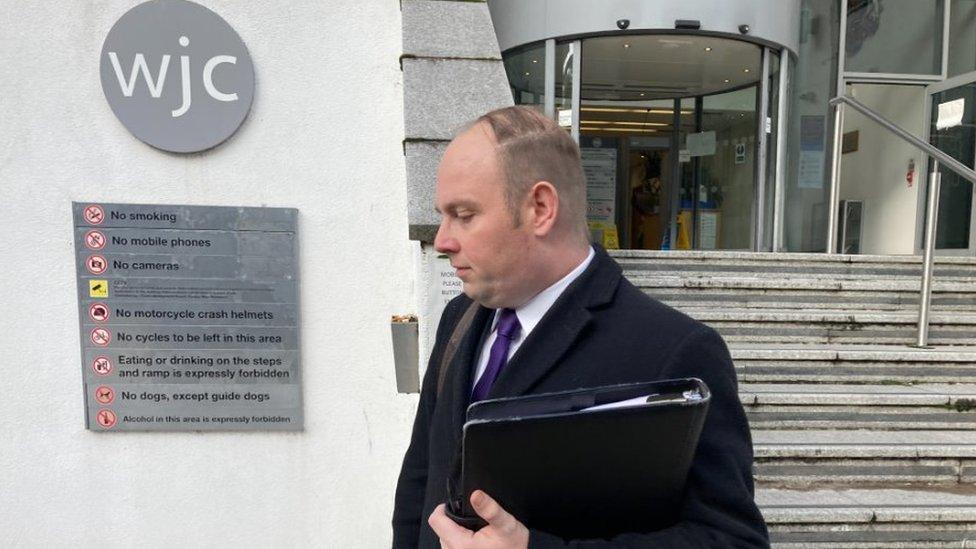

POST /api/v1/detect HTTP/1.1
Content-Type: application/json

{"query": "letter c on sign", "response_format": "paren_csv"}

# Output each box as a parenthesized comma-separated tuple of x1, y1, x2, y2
(204, 55, 238, 101)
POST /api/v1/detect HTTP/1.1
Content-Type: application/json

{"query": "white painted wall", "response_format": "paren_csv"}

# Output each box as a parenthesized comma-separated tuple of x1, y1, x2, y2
(0, 1, 418, 546)
(839, 84, 925, 255)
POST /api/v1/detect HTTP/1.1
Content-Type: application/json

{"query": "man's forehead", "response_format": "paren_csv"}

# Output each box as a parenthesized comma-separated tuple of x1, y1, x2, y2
(437, 124, 500, 186)
(435, 126, 503, 210)
(444, 122, 496, 163)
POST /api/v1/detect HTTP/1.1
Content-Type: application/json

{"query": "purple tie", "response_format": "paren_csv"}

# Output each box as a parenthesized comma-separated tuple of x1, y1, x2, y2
(471, 308, 521, 402)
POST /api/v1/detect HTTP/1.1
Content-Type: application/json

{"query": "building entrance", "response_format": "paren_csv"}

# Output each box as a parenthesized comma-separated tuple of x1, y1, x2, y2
(578, 35, 769, 251)
(504, 34, 783, 251)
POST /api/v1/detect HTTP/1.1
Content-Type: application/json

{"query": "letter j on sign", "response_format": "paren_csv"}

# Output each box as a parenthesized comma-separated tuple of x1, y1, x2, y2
(99, 0, 254, 153)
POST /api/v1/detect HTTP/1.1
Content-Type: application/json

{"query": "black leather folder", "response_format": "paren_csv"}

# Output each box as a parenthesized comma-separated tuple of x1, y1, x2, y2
(446, 378, 710, 539)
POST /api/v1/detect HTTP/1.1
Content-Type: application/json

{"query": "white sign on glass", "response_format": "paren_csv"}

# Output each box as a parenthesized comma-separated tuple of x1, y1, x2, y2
(936, 98, 965, 130)
(686, 131, 716, 157)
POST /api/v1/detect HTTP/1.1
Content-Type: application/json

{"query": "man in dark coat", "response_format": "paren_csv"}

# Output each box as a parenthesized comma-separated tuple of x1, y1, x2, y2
(392, 106, 769, 548)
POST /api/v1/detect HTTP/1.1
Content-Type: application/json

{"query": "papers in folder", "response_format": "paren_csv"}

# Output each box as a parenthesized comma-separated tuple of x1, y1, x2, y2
(581, 388, 704, 411)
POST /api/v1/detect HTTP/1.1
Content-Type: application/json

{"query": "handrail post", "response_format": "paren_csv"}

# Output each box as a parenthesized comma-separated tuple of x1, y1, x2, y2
(917, 161, 942, 348)
(826, 102, 845, 254)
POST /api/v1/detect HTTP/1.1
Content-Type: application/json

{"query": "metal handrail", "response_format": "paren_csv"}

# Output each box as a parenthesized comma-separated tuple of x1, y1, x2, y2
(826, 94, 976, 347)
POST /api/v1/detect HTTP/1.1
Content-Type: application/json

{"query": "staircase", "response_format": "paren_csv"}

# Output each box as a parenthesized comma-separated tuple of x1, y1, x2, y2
(615, 250, 976, 548)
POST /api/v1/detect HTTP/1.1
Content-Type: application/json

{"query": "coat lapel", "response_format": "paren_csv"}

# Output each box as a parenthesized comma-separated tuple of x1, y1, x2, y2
(487, 246, 621, 399)
(446, 304, 493, 437)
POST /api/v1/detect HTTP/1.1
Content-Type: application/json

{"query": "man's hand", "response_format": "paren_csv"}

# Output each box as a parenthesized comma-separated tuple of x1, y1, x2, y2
(428, 490, 530, 549)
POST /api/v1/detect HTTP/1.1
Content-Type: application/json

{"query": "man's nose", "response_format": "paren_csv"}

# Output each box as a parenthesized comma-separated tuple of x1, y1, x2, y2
(434, 221, 458, 254)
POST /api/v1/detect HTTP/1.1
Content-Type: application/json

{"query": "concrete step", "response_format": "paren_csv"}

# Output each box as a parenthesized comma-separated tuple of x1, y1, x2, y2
(681, 308, 976, 345)
(753, 430, 976, 486)
(730, 345, 976, 384)
(741, 384, 976, 430)
(630, 276, 976, 311)
(759, 486, 976, 548)
(611, 250, 976, 282)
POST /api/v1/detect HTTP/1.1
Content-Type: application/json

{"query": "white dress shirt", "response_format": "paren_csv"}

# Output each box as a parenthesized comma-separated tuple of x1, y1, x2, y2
(471, 246, 596, 391)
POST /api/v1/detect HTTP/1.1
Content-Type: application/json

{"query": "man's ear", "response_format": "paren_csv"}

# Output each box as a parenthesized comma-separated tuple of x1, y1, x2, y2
(526, 181, 559, 236)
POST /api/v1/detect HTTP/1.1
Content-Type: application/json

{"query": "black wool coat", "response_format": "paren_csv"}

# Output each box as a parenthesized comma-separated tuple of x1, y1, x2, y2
(392, 247, 769, 548)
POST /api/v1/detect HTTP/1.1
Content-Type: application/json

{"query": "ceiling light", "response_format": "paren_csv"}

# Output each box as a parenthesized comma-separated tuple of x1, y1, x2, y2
(524, 72, 530, 76)
(582, 127, 658, 133)
(532, 59, 538, 64)
(639, 93, 645, 96)
(743, 68, 751, 73)
(581, 107, 693, 115)
(581, 120, 669, 127)
(704, 47, 712, 52)
(724, 79, 731, 83)
(623, 43, 631, 49)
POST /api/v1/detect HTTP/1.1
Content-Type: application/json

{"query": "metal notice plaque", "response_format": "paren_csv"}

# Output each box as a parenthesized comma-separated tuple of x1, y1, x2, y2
(73, 202, 302, 431)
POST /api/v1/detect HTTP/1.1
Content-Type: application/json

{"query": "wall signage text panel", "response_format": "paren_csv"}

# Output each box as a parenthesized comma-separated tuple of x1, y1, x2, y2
(73, 202, 302, 431)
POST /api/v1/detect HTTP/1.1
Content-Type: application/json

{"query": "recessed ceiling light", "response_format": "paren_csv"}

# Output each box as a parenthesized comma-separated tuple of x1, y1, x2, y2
(623, 43, 631, 49)
(724, 79, 731, 83)
(639, 93, 645, 96)
(744, 68, 751, 73)
(704, 47, 712, 52)
(524, 72, 530, 76)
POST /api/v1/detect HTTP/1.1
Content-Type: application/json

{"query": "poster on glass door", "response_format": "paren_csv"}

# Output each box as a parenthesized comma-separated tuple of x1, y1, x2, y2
(580, 136, 617, 223)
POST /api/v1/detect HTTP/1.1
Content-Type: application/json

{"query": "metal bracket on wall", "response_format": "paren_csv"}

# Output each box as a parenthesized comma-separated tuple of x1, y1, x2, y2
(392, 316, 420, 393)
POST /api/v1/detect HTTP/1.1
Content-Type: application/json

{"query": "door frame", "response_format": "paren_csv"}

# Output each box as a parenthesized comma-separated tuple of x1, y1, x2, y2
(920, 70, 976, 256)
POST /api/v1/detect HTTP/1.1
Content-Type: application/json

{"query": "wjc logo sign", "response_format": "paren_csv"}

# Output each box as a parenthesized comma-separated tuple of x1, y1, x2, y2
(100, 0, 254, 153)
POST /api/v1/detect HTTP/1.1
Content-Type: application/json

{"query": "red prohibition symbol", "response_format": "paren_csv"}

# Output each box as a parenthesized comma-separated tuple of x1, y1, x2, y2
(84, 204, 105, 225)
(89, 302, 110, 322)
(92, 356, 113, 376)
(96, 409, 117, 429)
(94, 386, 115, 405)
(91, 327, 111, 347)
(85, 230, 106, 250)
(86, 254, 107, 275)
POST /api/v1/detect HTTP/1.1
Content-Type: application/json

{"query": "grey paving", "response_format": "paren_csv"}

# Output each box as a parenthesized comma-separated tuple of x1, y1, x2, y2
(759, 487, 976, 521)
(687, 309, 976, 324)
(730, 344, 976, 360)
(610, 249, 976, 266)
(740, 383, 976, 405)
(753, 429, 976, 458)
(629, 276, 976, 291)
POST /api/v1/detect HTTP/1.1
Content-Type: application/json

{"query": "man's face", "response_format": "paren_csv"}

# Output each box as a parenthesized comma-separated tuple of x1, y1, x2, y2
(434, 124, 534, 308)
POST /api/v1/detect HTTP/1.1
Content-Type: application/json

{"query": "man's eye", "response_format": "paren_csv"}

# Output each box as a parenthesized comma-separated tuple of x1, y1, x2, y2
(456, 212, 474, 221)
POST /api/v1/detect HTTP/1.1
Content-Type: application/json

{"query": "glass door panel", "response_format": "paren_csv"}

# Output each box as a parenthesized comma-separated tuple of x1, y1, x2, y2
(503, 43, 546, 111)
(845, 0, 945, 77)
(696, 86, 759, 250)
(926, 75, 976, 252)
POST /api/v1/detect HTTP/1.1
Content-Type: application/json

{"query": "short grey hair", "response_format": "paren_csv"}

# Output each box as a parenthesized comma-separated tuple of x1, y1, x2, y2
(473, 106, 589, 242)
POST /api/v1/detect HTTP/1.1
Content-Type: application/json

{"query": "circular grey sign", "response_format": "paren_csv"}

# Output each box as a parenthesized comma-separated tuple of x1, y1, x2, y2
(100, 0, 254, 153)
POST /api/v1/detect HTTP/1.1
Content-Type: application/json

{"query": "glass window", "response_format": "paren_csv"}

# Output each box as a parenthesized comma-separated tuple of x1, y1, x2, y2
(699, 86, 758, 250)
(929, 83, 976, 248)
(844, 0, 944, 76)
(949, 0, 976, 77)
(502, 43, 545, 111)
(785, 0, 841, 252)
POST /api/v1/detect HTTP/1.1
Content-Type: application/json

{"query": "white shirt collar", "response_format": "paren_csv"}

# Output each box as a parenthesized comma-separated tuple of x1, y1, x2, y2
(491, 246, 596, 338)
